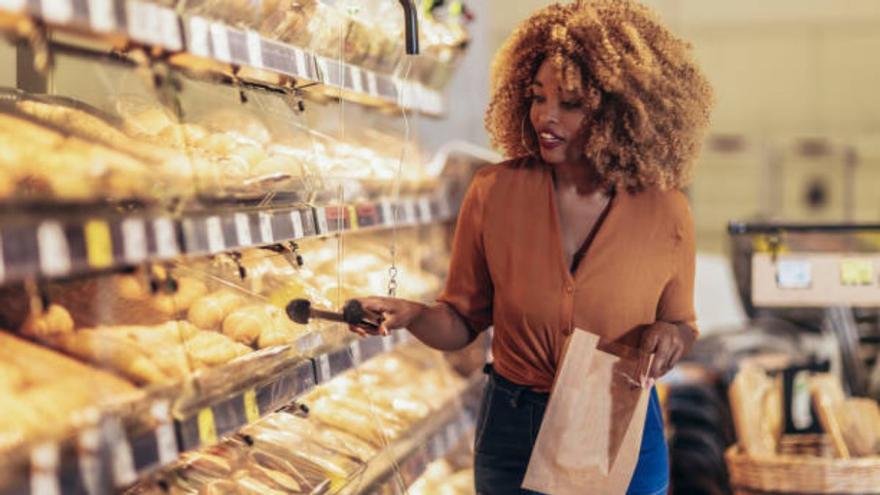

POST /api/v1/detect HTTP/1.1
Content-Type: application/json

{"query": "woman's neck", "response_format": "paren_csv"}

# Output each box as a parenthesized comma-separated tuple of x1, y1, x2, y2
(552, 158, 604, 196)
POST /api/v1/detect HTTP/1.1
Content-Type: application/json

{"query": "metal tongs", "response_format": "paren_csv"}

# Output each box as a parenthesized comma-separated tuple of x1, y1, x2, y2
(286, 298, 384, 332)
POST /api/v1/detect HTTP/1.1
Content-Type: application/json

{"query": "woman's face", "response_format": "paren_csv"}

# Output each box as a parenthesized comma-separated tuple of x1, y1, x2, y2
(528, 59, 589, 165)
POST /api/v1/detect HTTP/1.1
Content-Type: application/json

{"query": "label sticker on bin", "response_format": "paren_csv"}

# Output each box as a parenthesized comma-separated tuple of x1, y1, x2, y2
(87, 0, 115, 31)
(37, 221, 71, 276)
(31, 443, 60, 495)
(246, 31, 263, 67)
(85, 219, 113, 269)
(188, 16, 211, 57)
(197, 408, 217, 446)
(209, 22, 231, 62)
(776, 259, 812, 290)
(243, 389, 260, 423)
(840, 258, 874, 286)
(234, 213, 253, 246)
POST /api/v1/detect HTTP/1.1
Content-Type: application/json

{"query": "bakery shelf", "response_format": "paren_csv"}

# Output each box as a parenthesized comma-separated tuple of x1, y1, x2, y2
(0, 192, 457, 287)
(0, 0, 448, 115)
(0, 330, 423, 495)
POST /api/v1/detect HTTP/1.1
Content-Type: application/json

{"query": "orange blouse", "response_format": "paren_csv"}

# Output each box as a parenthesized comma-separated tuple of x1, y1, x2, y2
(437, 158, 698, 392)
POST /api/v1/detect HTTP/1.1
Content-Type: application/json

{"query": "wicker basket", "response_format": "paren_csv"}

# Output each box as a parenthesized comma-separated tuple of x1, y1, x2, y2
(726, 445, 880, 494)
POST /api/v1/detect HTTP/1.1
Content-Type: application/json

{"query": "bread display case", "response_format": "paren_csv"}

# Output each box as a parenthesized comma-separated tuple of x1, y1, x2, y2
(0, 1, 487, 493)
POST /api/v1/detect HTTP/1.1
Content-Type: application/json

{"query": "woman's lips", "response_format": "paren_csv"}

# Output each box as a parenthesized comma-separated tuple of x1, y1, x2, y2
(538, 131, 564, 150)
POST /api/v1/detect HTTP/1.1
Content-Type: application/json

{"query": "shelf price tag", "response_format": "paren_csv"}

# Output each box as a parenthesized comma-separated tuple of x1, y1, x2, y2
(234, 213, 253, 246)
(365, 71, 379, 97)
(37, 221, 71, 276)
(243, 389, 260, 423)
(349, 340, 362, 366)
(318, 353, 331, 381)
(205, 216, 225, 253)
(105, 417, 137, 487)
(87, 0, 115, 31)
(379, 200, 394, 226)
(77, 426, 102, 495)
(30, 443, 60, 495)
(293, 48, 307, 77)
(246, 30, 263, 68)
(840, 259, 874, 286)
(188, 16, 211, 57)
(153, 217, 179, 258)
(158, 7, 181, 50)
(776, 259, 812, 290)
(42, 0, 74, 24)
(349, 66, 365, 93)
(347, 206, 359, 230)
(197, 408, 218, 446)
(85, 219, 113, 269)
(121, 218, 147, 263)
(151, 401, 178, 464)
(315, 208, 330, 234)
(417, 197, 432, 223)
(258, 212, 274, 243)
(290, 211, 304, 239)
(210, 22, 231, 62)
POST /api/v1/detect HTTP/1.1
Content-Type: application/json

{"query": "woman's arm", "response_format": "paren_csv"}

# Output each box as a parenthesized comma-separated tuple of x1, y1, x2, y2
(350, 296, 476, 352)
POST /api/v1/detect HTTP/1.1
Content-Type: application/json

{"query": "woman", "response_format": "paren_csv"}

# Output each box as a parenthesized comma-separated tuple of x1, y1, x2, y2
(351, 1, 712, 493)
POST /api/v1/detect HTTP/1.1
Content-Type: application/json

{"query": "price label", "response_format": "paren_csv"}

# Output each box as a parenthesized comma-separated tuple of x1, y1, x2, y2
(37, 221, 71, 276)
(0, 0, 26, 12)
(318, 353, 331, 381)
(380, 200, 394, 226)
(243, 389, 260, 423)
(77, 427, 101, 495)
(840, 259, 874, 286)
(316, 58, 330, 84)
(418, 197, 432, 223)
(349, 341, 362, 366)
(296, 331, 322, 354)
(290, 211, 304, 239)
(776, 259, 812, 290)
(210, 22, 231, 62)
(349, 66, 365, 93)
(233, 213, 253, 247)
(105, 417, 136, 486)
(293, 48, 307, 77)
(127, 1, 155, 45)
(42, 0, 74, 24)
(381, 335, 394, 353)
(347, 205, 359, 230)
(121, 218, 147, 263)
(30, 443, 60, 495)
(258, 212, 274, 243)
(85, 219, 113, 269)
(206, 216, 225, 253)
(197, 408, 217, 446)
(246, 31, 263, 67)
(188, 16, 211, 57)
(365, 71, 379, 97)
(158, 7, 181, 50)
(87, 0, 115, 31)
(153, 217, 178, 258)
(315, 208, 330, 234)
(151, 401, 177, 464)
(404, 199, 418, 224)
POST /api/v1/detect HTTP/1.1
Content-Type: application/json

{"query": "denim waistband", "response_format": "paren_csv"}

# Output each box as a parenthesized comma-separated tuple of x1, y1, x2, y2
(483, 363, 550, 408)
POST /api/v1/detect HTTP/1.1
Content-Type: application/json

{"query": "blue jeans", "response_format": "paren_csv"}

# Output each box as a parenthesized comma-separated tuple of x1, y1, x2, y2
(474, 365, 669, 495)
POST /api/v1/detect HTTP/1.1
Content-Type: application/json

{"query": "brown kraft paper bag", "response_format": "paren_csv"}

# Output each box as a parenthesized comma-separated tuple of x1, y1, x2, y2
(522, 329, 654, 494)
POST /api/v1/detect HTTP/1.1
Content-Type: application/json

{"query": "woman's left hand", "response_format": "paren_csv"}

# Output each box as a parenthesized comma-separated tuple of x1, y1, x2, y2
(639, 321, 696, 383)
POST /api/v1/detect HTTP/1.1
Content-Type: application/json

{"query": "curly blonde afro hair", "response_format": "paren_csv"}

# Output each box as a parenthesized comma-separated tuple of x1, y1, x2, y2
(485, 0, 713, 191)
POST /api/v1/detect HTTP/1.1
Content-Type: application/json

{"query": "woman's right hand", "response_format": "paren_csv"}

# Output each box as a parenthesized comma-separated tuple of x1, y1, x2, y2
(348, 296, 427, 337)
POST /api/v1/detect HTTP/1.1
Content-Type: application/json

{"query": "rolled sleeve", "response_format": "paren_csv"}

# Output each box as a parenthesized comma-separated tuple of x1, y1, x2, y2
(437, 174, 494, 335)
(656, 201, 698, 336)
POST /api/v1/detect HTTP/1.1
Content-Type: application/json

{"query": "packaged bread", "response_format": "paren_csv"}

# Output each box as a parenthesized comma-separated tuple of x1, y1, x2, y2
(810, 373, 851, 458)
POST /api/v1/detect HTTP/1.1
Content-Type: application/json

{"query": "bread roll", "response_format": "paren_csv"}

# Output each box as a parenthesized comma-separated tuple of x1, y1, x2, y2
(153, 277, 208, 314)
(188, 290, 246, 330)
(20, 304, 74, 340)
(185, 331, 251, 369)
(52, 331, 169, 385)
(221, 305, 276, 346)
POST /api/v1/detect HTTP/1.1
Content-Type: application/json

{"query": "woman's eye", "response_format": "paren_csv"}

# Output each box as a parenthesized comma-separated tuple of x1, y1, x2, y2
(561, 100, 582, 110)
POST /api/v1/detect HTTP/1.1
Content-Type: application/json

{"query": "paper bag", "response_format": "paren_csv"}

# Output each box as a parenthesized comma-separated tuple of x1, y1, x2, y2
(522, 329, 653, 495)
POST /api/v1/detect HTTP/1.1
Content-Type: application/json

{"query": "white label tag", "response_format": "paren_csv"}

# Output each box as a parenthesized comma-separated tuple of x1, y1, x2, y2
(107, 418, 136, 486)
(77, 427, 101, 495)
(188, 16, 210, 57)
(316, 208, 329, 233)
(205, 216, 225, 253)
(246, 30, 263, 67)
(42, 0, 74, 24)
(319, 353, 331, 381)
(776, 259, 812, 289)
(126, 1, 153, 45)
(349, 66, 364, 93)
(403, 199, 417, 225)
(258, 212, 274, 243)
(296, 332, 323, 354)
(87, 0, 115, 31)
(316, 58, 331, 84)
(158, 7, 181, 50)
(234, 213, 252, 246)
(290, 211, 304, 239)
(153, 217, 179, 258)
(293, 49, 307, 77)
(210, 22, 231, 62)
(381, 335, 394, 353)
(150, 401, 178, 464)
(37, 221, 71, 276)
(30, 443, 60, 495)
(121, 218, 147, 263)
(349, 341, 362, 366)
(418, 197, 432, 223)
(366, 71, 379, 97)
(380, 200, 394, 226)
(0, 0, 27, 12)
